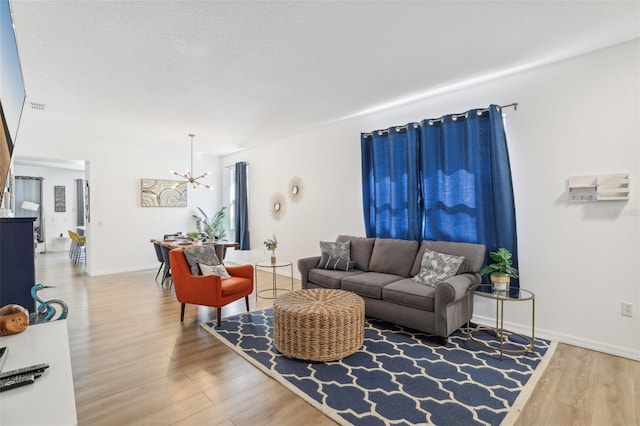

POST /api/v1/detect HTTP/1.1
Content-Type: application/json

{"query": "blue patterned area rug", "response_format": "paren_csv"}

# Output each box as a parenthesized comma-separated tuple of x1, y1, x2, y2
(201, 308, 555, 426)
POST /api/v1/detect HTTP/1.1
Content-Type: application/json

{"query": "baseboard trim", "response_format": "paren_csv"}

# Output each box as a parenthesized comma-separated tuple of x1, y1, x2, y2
(472, 314, 640, 361)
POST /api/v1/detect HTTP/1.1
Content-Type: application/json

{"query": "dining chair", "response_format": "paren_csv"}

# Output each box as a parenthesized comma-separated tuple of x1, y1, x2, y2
(153, 242, 164, 282)
(67, 230, 77, 260)
(160, 244, 173, 287)
(68, 230, 86, 265)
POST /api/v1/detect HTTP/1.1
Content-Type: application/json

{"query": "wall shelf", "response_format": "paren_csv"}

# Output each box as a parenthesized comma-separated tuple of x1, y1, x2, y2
(568, 174, 630, 202)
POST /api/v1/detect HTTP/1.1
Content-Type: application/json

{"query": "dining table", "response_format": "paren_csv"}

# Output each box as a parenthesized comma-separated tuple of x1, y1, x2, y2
(150, 238, 239, 263)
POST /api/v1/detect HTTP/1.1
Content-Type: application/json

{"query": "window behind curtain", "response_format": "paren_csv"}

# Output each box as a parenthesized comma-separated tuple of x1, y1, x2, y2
(15, 176, 43, 242)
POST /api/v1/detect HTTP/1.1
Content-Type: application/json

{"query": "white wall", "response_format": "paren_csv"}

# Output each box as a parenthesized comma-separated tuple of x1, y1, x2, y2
(223, 40, 640, 359)
(13, 140, 224, 276)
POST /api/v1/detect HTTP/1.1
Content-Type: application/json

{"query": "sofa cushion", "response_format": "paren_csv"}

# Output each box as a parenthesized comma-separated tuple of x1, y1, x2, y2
(308, 268, 364, 289)
(368, 238, 419, 277)
(410, 240, 486, 276)
(317, 253, 357, 271)
(412, 248, 465, 287)
(382, 279, 436, 312)
(199, 263, 231, 279)
(182, 245, 220, 275)
(337, 235, 375, 271)
(319, 240, 351, 261)
(341, 272, 404, 299)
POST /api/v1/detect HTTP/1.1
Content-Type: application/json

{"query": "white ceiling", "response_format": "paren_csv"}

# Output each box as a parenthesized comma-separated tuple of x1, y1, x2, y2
(9, 0, 640, 158)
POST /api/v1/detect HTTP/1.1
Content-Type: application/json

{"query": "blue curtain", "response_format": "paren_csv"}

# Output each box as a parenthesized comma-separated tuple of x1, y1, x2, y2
(361, 104, 518, 286)
(234, 162, 250, 250)
(361, 125, 421, 240)
(419, 105, 518, 286)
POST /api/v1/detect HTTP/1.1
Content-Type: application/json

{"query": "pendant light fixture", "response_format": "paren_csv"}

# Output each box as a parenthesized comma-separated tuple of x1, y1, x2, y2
(170, 133, 212, 190)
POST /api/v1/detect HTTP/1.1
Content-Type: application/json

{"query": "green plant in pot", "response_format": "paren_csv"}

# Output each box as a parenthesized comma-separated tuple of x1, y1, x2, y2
(480, 247, 518, 291)
(263, 235, 278, 264)
(192, 206, 227, 240)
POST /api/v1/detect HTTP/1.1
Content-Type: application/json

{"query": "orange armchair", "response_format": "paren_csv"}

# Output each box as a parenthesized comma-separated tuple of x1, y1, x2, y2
(169, 248, 254, 326)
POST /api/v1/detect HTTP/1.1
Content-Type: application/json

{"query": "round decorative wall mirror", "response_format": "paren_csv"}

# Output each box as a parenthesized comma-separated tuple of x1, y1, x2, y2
(289, 176, 304, 203)
(270, 192, 286, 221)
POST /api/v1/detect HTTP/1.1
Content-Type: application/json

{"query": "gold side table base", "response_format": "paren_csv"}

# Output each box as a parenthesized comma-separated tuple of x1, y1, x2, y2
(255, 260, 294, 301)
(466, 285, 535, 360)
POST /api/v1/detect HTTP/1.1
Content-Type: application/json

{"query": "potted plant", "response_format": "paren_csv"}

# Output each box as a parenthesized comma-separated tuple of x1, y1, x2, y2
(480, 247, 518, 291)
(263, 235, 278, 264)
(192, 206, 227, 240)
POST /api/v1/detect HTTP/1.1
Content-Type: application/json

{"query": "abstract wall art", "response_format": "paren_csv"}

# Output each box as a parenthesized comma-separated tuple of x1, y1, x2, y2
(54, 185, 66, 212)
(141, 179, 187, 207)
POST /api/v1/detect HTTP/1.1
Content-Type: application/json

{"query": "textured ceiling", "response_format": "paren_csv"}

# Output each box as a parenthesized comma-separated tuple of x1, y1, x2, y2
(9, 0, 640, 157)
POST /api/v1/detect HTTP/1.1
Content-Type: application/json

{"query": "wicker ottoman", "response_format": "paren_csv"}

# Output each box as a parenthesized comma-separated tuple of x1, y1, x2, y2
(273, 288, 365, 361)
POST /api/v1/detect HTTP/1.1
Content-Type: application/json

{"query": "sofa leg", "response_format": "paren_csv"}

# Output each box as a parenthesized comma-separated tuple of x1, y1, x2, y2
(245, 296, 250, 312)
(437, 336, 448, 346)
(217, 307, 222, 327)
(180, 303, 185, 322)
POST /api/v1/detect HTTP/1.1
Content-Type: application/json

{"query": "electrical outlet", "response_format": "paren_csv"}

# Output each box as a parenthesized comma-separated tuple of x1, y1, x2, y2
(622, 302, 633, 317)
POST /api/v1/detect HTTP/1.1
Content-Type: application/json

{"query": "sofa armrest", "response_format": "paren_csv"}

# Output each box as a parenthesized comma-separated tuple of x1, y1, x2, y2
(297, 256, 321, 288)
(433, 272, 481, 337)
(434, 273, 480, 306)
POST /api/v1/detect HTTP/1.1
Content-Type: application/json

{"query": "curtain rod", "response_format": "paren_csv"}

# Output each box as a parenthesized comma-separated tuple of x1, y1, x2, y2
(224, 162, 250, 169)
(363, 102, 518, 138)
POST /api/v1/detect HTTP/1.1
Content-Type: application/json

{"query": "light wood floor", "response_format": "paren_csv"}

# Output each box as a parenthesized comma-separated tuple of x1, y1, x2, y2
(34, 252, 639, 426)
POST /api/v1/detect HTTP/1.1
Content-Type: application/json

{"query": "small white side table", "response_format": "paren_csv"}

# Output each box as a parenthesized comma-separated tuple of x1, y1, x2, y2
(255, 260, 294, 300)
(51, 236, 71, 252)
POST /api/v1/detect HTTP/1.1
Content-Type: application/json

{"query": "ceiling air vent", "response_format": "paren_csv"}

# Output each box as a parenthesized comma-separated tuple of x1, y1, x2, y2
(30, 102, 46, 111)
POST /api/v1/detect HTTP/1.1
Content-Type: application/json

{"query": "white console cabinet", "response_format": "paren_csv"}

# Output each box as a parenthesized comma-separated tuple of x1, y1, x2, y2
(0, 320, 77, 425)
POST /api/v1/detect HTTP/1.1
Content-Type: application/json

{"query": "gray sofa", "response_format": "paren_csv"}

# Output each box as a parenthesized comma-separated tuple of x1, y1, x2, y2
(297, 235, 486, 342)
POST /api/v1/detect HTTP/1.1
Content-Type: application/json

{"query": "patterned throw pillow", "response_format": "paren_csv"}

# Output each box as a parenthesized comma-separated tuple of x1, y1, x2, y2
(199, 263, 231, 279)
(319, 240, 351, 261)
(183, 245, 220, 275)
(412, 248, 465, 287)
(317, 253, 357, 271)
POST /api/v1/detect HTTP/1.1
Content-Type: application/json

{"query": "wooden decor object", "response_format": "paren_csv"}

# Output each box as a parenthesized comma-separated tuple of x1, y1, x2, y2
(0, 304, 29, 335)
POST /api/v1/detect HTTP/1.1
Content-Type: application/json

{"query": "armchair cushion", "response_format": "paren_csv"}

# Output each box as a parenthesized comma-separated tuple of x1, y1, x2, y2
(200, 263, 231, 279)
(182, 245, 220, 275)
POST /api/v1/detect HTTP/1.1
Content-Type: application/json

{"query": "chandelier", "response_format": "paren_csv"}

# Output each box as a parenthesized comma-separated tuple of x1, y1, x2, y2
(170, 133, 212, 190)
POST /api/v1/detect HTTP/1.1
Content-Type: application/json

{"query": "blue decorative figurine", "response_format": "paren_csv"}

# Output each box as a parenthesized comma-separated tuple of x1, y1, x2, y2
(29, 284, 69, 324)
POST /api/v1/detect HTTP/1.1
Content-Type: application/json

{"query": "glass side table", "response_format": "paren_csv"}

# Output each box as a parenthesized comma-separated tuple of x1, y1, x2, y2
(466, 284, 535, 359)
(255, 260, 294, 300)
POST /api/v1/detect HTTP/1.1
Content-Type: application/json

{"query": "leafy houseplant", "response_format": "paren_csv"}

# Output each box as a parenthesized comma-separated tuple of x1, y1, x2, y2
(263, 235, 278, 264)
(192, 206, 227, 240)
(480, 247, 519, 291)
